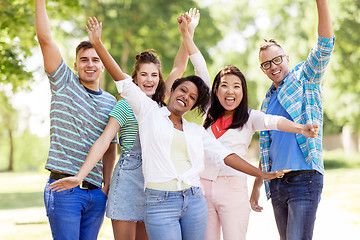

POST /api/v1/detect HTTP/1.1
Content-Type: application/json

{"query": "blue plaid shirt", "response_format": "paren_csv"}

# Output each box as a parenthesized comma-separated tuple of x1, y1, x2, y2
(260, 35, 335, 199)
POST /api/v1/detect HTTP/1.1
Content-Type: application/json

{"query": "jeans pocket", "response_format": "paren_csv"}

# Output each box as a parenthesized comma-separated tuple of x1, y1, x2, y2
(44, 181, 52, 214)
(192, 187, 204, 199)
(99, 188, 108, 198)
(121, 156, 142, 170)
(145, 194, 166, 206)
(53, 188, 75, 196)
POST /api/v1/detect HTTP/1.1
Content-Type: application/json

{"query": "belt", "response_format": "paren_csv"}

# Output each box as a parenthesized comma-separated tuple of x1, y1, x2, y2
(50, 172, 100, 190)
(283, 170, 317, 178)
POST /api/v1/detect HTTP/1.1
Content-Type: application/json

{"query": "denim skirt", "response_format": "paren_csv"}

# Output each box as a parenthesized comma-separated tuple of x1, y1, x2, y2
(105, 151, 145, 221)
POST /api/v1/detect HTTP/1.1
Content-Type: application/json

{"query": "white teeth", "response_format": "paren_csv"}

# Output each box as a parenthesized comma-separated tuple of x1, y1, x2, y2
(85, 70, 95, 73)
(225, 97, 235, 101)
(177, 99, 185, 107)
(273, 70, 280, 75)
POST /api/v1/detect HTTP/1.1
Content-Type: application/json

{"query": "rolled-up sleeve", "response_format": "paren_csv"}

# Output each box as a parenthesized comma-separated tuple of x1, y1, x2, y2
(304, 35, 335, 84)
(250, 110, 284, 131)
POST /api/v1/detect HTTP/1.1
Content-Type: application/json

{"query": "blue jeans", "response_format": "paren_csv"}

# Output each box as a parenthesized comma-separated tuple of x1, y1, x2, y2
(270, 171, 323, 240)
(44, 177, 107, 240)
(144, 187, 208, 240)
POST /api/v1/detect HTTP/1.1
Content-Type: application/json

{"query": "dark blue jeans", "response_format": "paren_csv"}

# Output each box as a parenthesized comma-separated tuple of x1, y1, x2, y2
(270, 171, 323, 240)
(44, 177, 107, 240)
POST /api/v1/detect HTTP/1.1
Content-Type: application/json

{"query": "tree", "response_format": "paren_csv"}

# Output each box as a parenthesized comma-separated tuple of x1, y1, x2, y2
(324, 0, 360, 151)
(0, 0, 82, 171)
(79, 0, 221, 95)
(1, 0, 36, 90)
(0, 91, 17, 171)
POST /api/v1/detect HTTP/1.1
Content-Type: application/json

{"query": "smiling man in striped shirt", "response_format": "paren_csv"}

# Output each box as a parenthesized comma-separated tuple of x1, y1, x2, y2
(35, 0, 118, 239)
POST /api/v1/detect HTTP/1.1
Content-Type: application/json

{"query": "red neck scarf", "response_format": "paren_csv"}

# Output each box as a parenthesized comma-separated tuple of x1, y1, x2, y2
(211, 115, 233, 139)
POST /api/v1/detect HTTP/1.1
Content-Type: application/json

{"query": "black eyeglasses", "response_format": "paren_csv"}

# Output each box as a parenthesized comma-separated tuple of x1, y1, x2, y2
(260, 55, 286, 70)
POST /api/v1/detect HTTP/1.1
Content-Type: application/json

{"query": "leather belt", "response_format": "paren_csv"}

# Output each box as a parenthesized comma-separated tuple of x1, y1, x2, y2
(283, 170, 317, 178)
(50, 172, 100, 190)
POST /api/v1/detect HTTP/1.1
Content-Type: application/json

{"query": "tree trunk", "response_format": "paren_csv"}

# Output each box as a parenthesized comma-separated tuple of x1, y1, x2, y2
(341, 125, 359, 152)
(7, 128, 14, 171)
(120, 34, 131, 74)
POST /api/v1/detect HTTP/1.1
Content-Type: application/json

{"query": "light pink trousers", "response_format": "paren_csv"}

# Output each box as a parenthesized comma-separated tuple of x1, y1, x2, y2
(201, 176, 250, 240)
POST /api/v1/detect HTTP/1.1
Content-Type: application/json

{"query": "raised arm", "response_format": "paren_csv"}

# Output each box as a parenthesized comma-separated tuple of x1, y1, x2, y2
(35, 0, 62, 74)
(164, 8, 200, 100)
(86, 17, 127, 81)
(49, 118, 120, 192)
(316, 0, 333, 38)
(178, 11, 199, 56)
(178, 10, 211, 88)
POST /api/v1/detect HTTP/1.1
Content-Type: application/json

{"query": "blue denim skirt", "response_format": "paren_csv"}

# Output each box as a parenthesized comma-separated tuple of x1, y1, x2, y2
(105, 151, 145, 221)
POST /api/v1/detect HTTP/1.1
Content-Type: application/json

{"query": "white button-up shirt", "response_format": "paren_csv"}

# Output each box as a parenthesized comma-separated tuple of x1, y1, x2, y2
(115, 77, 233, 189)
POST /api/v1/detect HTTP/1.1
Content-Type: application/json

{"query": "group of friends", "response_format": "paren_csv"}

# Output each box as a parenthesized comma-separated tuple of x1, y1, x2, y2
(35, 0, 335, 239)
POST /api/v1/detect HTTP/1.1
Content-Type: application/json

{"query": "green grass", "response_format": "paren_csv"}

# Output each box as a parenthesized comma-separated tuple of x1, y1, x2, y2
(0, 171, 113, 240)
(1, 152, 359, 239)
(324, 149, 360, 169)
(323, 168, 360, 214)
(0, 172, 48, 210)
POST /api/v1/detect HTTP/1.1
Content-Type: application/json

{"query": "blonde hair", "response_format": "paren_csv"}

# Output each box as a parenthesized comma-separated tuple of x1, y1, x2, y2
(259, 39, 283, 54)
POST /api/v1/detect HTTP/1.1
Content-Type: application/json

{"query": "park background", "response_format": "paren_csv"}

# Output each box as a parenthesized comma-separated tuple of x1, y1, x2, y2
(1, 0, 359, 239)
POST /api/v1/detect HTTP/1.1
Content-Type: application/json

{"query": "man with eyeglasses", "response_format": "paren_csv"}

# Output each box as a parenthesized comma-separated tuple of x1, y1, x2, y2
(250, 0, 335, 239)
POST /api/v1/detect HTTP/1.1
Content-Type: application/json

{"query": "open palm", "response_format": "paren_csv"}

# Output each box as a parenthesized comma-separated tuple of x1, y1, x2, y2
(86, 17, 102, 44)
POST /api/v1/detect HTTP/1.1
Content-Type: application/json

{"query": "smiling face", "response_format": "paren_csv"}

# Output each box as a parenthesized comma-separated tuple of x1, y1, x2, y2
(259, 45, 290, 88)
(74, 48, 104, 90)
(134, 63, 160, 97)
(216, 74, 243, 118)
(167, 80, 198, 117)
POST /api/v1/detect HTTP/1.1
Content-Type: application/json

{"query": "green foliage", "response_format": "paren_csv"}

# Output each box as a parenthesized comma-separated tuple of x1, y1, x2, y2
(0, 129, 49, 172)
(324, 0, 360, 133)
(323, 113, 342, 135)
(79, 0, 221, 95)
(1, 0, 36, 91)
(0, 91, 17, 133)
(205, 0, 320, 110)
(0, 0, 83, 92)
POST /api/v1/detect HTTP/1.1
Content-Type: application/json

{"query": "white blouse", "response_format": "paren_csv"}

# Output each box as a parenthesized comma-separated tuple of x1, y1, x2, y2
(187, 52, 286, 180)
(200, 110, 283, 180)
(115, 77, 233, 190)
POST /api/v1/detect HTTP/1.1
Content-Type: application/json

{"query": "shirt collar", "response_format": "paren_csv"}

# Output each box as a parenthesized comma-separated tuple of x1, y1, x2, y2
(159, 106, 190, 128)
(159, 106, 171, 116)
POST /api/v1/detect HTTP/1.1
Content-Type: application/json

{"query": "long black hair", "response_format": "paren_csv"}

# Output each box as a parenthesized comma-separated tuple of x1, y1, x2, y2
(203, 65, 249, 129)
